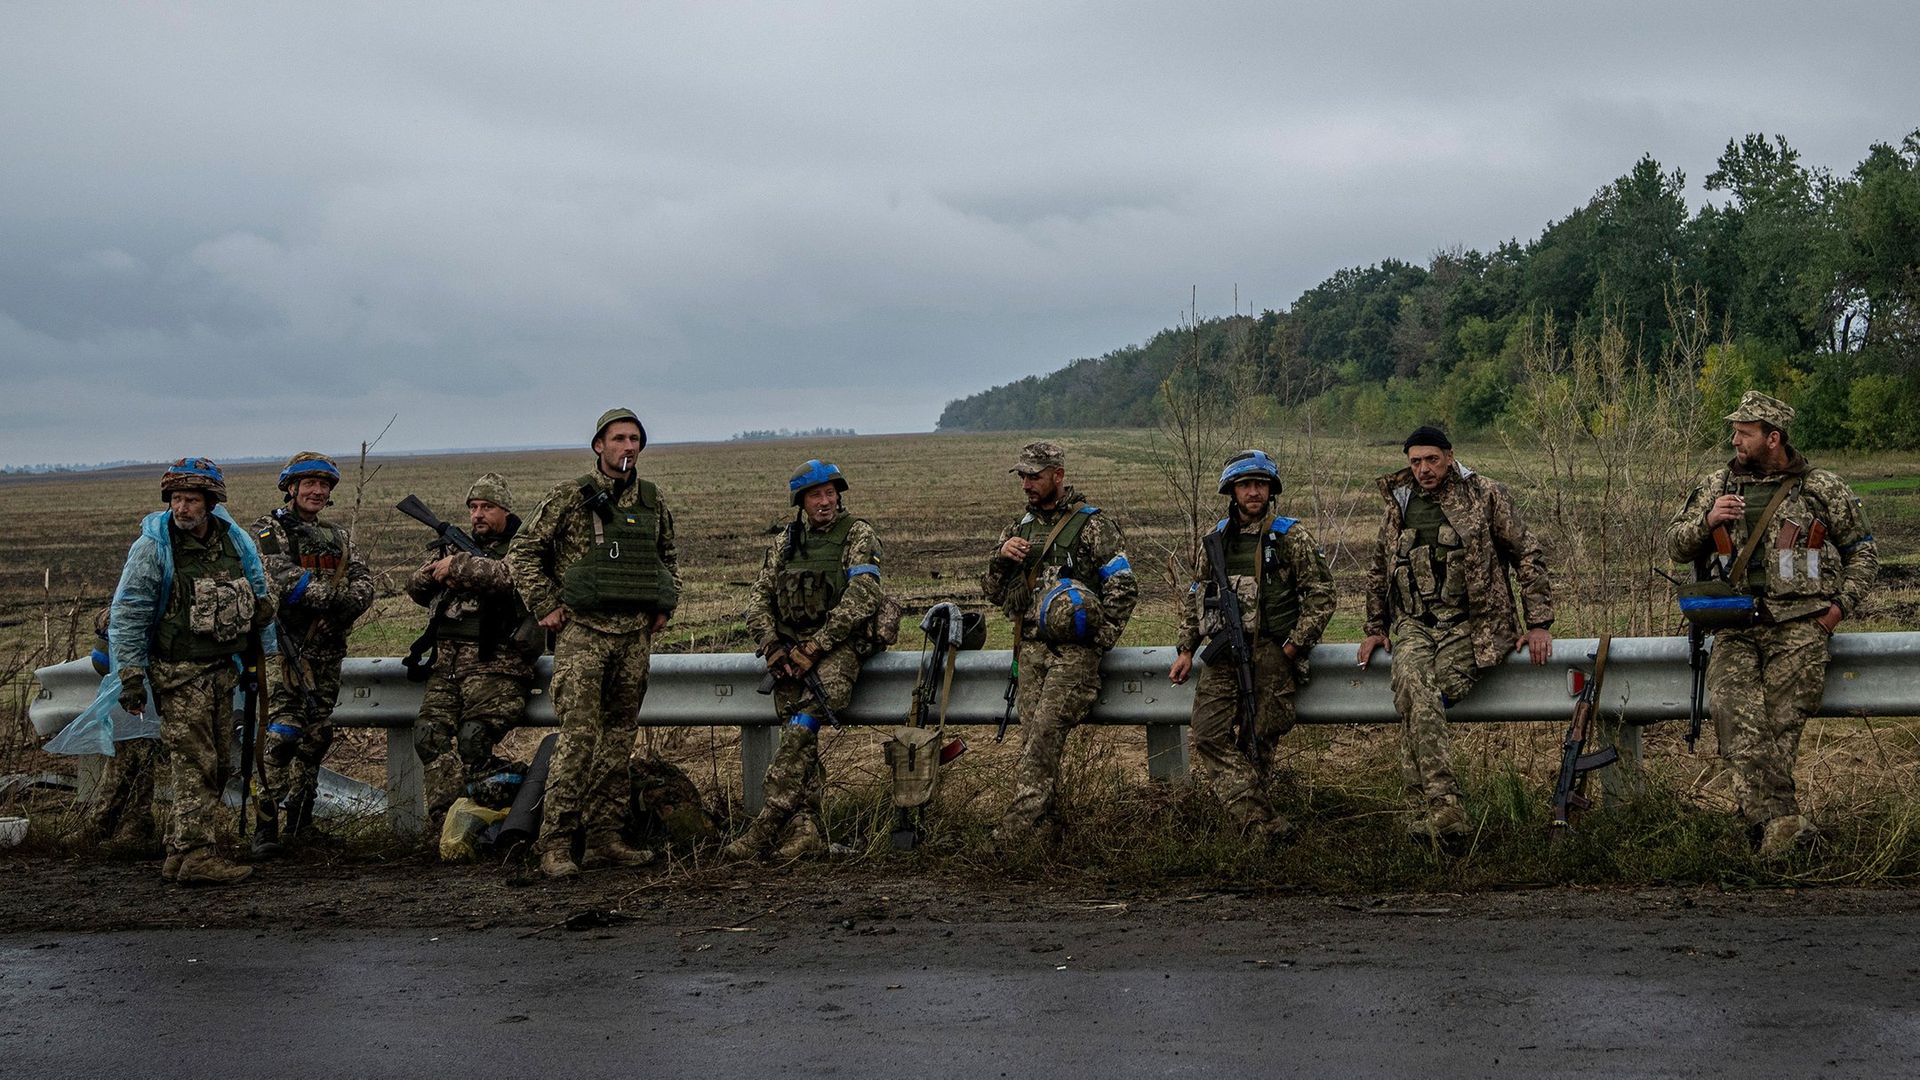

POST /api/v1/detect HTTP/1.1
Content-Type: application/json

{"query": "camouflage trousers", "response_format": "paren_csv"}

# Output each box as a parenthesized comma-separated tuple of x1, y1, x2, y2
(1190, 638, 1300, 829)
(1390, 618, 1481, 807)
(255, 647, 344, 837)
(538, 621, 650, 852)
(1708, 616, 1831, 824)
(152, 657, 239, 857)
(995, 640, 1103, 843)
(744, 644, 863, 841)
(85, 737, 166, 845)
(415, 664, 529, 817)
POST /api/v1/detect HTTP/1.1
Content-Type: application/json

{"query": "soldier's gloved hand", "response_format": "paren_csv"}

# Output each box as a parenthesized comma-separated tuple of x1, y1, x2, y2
(251, 595, 277, 632)
(118, 668, 148, 716)
(762, 643, 790, 674)
(787, 641, 822, 677)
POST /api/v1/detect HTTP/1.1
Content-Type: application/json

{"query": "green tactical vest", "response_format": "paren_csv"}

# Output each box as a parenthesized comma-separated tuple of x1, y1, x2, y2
(560, 475, 678, 614)
(434, 532, 526, 652)
(1016, 505, 1097, 583)
(1393, 492, 1466, 623)
(1736, 479, 1782, 591)
(773, 513, 858, 636)
(1223, 520, 1302, 641)
(257, 510, 347, 638)
(154, 521, 248, 662)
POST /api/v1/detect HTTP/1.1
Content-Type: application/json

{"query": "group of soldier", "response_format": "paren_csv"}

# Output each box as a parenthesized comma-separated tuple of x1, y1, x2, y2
(75, 389, 1876, 885)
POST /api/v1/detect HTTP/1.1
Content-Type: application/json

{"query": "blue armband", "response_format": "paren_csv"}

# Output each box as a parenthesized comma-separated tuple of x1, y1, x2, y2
(288, 571, 312, 605)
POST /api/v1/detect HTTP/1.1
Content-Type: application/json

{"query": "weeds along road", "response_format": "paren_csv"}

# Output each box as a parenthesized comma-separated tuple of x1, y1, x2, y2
(3, 866, 1918, 1077)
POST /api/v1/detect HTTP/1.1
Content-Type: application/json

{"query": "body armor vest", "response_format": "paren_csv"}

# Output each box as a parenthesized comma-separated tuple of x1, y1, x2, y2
(435, 531, 526, 654)
(154, 520, 251, 662)
(263, 510, 346, 637)
(560, 475, 677, 614)
(774, 513, 858, 636)
(1222, 518, 1302, 641)
(1392, 492, 1466, 624)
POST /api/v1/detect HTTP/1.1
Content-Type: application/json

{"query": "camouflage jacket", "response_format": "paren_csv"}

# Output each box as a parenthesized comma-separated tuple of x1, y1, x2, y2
(405, 526, 535, 679)
(981, 487, 1138, 650)
(1364, 463, 1554, 669)
(251, 508, 374, 658)
(1667, 451, 1877, 622)
(1175, 506, 1336, 655)
(743, 511, 884, 655)
(506, 468, 680, 635)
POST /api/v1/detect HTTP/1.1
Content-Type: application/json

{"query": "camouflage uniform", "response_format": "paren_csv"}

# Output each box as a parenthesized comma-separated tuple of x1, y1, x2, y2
(404, 476, 536, 817)
(1668, 392, 1877, 849)
(1175, 505, 1336, 832)
(982, 443, 1138, 844)
(75, 609, 166, 852)
(730, 495, 885, 858)
(505, 430, 679, 864)
(1363, 460, 1554, 821)
(249, 501, 373, 842)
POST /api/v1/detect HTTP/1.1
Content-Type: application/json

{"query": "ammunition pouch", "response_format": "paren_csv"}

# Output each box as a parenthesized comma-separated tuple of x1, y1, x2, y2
(884, 726, 942, 808)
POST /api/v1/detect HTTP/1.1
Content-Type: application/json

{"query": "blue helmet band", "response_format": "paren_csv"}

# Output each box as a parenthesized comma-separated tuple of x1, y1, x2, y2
(279, 458, 340, 490)
(1218, 449, 1281, 494)
(789, 459, 848, 505)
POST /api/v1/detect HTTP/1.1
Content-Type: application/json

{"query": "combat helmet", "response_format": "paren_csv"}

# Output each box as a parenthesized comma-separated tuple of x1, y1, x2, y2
(160, 456, 228, 504)
(592, 407, 648, 452)
(1217, 449, 1282, 495)
(788, 459, 848, 507)
(278, 451, 341, 493)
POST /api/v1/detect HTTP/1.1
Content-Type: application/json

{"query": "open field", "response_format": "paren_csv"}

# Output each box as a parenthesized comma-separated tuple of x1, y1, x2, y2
(7, 428, 1920, 893)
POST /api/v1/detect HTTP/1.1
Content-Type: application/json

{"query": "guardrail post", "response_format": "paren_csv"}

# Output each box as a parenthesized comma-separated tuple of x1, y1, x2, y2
(740, 724, 776, 814)
(75, 754, 105, 802)
(1145, 724, 1188, 782)
(384, 725, 427, 839)
(1599, 720, 1646, 804)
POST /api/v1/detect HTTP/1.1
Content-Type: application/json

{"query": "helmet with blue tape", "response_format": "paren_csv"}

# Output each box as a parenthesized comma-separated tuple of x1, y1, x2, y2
(160, 456, 228, 504)
(788, 459, 848, 507)
(278, 451, 341, 493)
(1217, 449, 1281, 495)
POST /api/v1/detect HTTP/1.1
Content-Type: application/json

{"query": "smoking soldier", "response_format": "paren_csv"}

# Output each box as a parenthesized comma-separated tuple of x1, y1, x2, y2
(982, 440, 1138, 846)
(110, 458, 277, 885)
(1357, 427, 1555, 843)
(404, 473, 538, 825)
(1667, 391, 1876, 858)
(1169, 450, 1335, 841)
(726, 459, 888, 861)
(251, 452, 375, 856)
(507, 408, 678, 878)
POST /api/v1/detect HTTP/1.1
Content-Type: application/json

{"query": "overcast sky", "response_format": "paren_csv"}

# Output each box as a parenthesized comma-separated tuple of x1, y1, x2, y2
(2, 1, 1914, 467)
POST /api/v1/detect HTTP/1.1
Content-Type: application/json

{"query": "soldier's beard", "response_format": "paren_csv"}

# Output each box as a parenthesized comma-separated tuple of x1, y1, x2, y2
(171, 508, 208, 534)
(1234, 495, 1269, 520)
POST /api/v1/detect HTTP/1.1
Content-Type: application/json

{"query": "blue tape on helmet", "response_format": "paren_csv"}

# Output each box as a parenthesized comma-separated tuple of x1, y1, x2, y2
(279, 457, 340, 489)
(1218, 450, 1281, 494)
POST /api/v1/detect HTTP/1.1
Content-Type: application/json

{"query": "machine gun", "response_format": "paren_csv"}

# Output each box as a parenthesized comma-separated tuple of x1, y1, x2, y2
(1550, 634, 1620, 831)
(1197, 529, 1259, 757)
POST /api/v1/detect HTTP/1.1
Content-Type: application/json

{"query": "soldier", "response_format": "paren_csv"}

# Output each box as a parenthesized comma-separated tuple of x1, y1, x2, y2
(506, 408, 677, 878)
(982, 440, 1138, 846)
(726, 459, 887, 861)
(404, 473, 538, 826)
(1168, 450, 1336, 841)
(109, 458, 276, 885)
(1356, 427, 1555, 843)
(251, 452, 375, 856)
(1667, 391, 1876, 858)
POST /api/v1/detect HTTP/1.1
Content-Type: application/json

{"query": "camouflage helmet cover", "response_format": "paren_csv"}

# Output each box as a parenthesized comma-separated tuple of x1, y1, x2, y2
(278, 451, 341, 493)
(592, 407, 648, 452)
(160, 456, 228, 504)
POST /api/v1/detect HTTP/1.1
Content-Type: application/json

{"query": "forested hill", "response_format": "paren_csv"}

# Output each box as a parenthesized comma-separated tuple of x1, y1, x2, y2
(936, 131, 1920, 451)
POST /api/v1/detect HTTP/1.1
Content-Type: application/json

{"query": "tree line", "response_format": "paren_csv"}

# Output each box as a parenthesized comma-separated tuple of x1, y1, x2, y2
(937, 130, 1920, 451)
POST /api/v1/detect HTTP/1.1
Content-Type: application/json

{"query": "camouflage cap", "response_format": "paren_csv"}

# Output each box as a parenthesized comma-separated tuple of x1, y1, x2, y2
(1726, 390, 1794, 430)
(1009, 440, 1066, 475)
(465, 472, 514, 513)
(592, 407, 648, 451)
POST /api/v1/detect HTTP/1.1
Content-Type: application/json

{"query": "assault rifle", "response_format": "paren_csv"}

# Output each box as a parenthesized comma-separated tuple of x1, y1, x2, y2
(1685, 623, 1708, 752)
(237, 632, 265, 839)
(754, 654, 844, 729)
(1550, 634, 1620, 831)
(1198, 529, 1259, 757)
(265, 617, 327, 768)
(396, 495, 487, 558)
(997, 656, 1018, 742)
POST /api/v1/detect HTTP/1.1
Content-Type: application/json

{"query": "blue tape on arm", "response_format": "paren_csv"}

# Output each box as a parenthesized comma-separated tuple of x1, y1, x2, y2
(1098, 555, 1131, 581)
(288, 571, 312, 605)
(846, 563, 880, 580)
(788, 713, 820, 733)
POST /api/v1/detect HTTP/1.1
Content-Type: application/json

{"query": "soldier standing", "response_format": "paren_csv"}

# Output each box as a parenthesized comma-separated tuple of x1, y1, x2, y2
(506, 408, 677, 878)
(404, 473, 538, 825)
(1667, 392, 1876, 858)
(1169, 450, 1335, 841)
(1356, 427, 1555, 843)
(982, 441, 1138, 846)
(726, 459, 887, 861)
(110, 458, 276, 885)
(251, 452, 375, 856)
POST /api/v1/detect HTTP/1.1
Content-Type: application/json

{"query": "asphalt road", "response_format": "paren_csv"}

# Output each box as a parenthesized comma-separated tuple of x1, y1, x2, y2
(4, 903, 1917, 1078)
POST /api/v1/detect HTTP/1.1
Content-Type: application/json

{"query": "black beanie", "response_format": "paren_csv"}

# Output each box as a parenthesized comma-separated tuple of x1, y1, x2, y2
(1403, 426, 1452, 452)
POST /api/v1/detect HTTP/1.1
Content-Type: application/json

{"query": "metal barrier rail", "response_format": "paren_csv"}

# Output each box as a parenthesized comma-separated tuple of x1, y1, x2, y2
(31, 632, 1920, 836)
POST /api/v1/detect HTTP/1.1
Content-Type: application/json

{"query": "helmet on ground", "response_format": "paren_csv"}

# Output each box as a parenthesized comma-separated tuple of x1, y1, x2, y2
(1218, 449, 1282, 495)
(592, 407, 648, 452)
(788, 459, 848, 507)
(160, 457, 228, 504)
(278, 452, 341, 493)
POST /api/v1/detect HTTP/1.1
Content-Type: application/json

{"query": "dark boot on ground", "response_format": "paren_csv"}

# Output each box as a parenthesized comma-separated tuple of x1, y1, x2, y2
(174, 848, 253, 886)
(538, 844, 580, 879)
(249, 817, 286, 860)
(582, 838, 655, 869)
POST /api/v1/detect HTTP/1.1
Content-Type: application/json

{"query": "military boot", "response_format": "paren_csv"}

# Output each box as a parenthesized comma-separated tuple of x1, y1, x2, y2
(722, 813, 783, 861)
(1407, 798, 1470, 844)
(1757, 814, 1819, 860)
(161, 851, 185, 883)
(538, 846, 580, 879)
(1249, 814, 1297, 846)
(174, 848, 253, 886)
(773, 816, 827, 860)
(582, 838, 656, 869)
(249, 817, 286, 861)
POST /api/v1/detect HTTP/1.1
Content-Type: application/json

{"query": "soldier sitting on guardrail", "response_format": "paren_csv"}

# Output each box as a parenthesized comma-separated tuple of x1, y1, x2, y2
(726, 458, 896, 861)
(1667, 391, 1878, 859)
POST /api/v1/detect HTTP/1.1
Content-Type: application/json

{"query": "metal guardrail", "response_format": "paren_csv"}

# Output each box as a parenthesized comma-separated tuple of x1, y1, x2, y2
(31, 632, 1920, 836)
